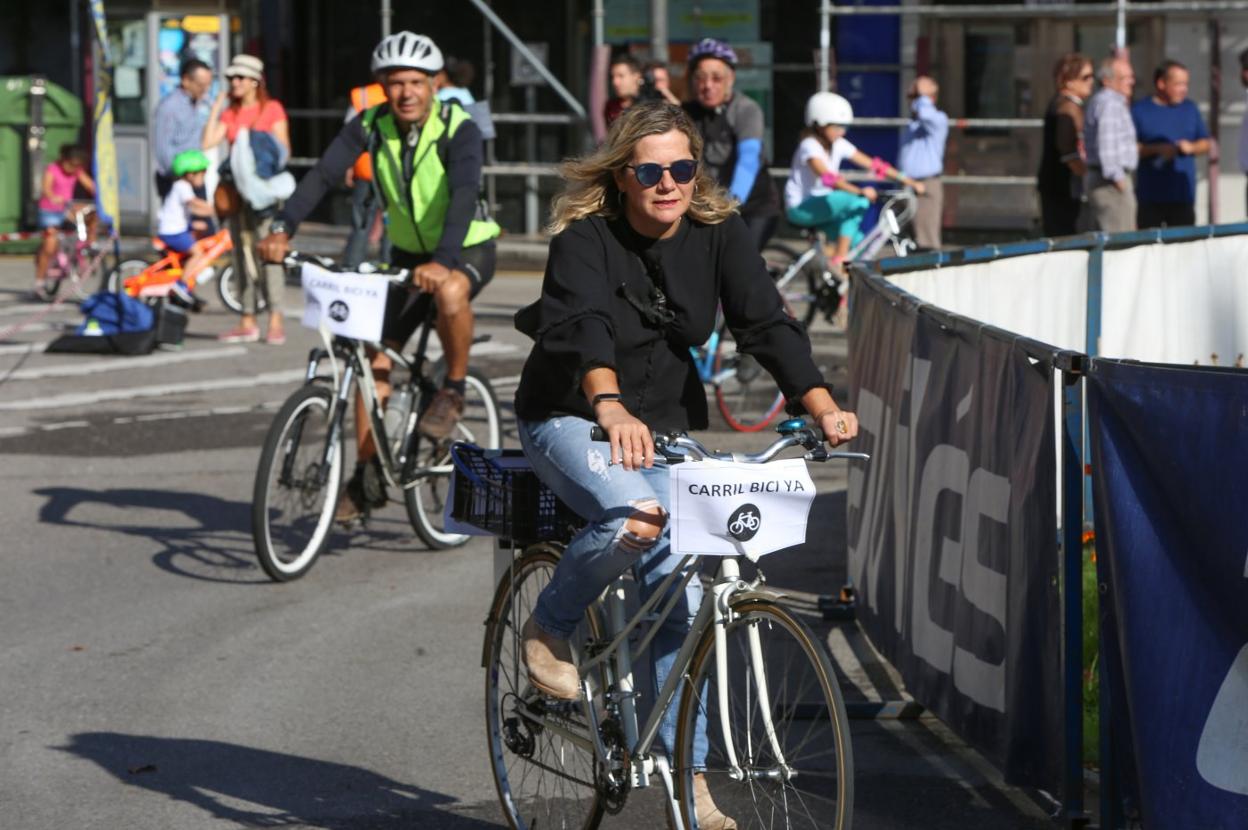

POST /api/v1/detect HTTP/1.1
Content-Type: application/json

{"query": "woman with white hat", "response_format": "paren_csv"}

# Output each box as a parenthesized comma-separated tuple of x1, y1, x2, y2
(203, 54, 291, 344)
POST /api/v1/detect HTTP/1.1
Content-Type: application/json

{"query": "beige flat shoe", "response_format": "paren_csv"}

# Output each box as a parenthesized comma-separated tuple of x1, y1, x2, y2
(521, 616, 580, 700)
(694, 772, 738, 830)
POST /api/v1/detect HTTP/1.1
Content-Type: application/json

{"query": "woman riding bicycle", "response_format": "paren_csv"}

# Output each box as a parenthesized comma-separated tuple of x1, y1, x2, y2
(512, 100, 860, 830)
(785, 92, 925, 271)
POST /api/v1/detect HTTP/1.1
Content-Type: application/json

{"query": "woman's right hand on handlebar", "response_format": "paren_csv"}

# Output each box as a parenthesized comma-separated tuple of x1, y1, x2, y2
(596, 404, 654, 471)
(258, 232, 290, 264)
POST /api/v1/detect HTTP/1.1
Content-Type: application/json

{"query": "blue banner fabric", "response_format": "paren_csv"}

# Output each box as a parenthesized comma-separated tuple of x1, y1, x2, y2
(1087, 359, 1248, 830)
(847, 274, 1063, 793)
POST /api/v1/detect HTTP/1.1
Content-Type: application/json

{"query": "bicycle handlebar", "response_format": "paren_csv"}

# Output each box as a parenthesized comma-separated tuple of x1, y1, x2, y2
(283, 251, 411, 284)
(589, 423, 869, 465)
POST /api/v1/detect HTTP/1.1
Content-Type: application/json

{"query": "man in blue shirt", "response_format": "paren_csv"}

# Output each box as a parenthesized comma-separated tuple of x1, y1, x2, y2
(152, 59, 214, 200)
(898, 75, 949, 249)
(1131, 59, 1210, 228)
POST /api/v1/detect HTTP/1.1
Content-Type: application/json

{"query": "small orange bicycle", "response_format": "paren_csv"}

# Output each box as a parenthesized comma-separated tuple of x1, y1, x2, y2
(108, 227, 235, 306)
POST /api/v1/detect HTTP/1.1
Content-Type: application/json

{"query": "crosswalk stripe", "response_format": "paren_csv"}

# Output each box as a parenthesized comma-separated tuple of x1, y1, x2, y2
(0, 368, 307, 411)
(3, 345, 249, 381)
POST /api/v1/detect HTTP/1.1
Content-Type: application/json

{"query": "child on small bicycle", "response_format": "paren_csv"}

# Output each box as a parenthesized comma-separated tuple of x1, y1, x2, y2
(784, 92, 924, 270)
(158, 150, 219, 291)
(34, 144, 96, 296)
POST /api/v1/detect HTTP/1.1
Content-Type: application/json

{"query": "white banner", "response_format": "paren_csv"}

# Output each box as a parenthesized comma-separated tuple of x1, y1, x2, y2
(670, 458, 815, 561)
(300, 263, 389, 343)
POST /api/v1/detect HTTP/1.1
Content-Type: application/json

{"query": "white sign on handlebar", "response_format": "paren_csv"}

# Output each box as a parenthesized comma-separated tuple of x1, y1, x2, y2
(670, 458, 816, 561)
(300, 262, 390, 342)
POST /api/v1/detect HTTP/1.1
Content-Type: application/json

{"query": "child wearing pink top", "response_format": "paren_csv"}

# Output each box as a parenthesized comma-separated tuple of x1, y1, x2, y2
(34, 145, 97, 295)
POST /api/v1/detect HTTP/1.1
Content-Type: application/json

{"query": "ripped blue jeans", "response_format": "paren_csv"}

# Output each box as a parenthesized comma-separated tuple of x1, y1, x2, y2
(519, 414, 707, 767)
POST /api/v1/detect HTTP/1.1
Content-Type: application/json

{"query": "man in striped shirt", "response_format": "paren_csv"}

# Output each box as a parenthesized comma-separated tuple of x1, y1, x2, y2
(1084, 57, 1138, 232)
(152, 59, 214, 200)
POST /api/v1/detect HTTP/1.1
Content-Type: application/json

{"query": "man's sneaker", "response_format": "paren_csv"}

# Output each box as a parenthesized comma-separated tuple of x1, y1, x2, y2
(418, 388, 464, 440)
(334, 460, 388, 525)
(219, 325, 261, 343)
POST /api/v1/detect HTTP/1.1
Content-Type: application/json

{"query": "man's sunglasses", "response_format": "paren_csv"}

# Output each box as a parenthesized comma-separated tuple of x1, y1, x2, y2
(626, 159, 698, 188)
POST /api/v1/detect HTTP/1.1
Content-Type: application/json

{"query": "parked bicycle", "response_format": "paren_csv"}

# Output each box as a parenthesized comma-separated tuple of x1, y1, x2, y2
(251, 253, 502, 581)
(36, 204, 105, 302)
(465, 419, 867, 830)
(765, 187, 918, 329)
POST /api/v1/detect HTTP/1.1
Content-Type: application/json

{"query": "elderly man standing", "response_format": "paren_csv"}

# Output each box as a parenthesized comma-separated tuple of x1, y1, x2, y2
(1132, 60, 1210, 228)
(1084, 57, 1138, 232)
(153, 59, 214, 200)
(898, 75, 949, 249)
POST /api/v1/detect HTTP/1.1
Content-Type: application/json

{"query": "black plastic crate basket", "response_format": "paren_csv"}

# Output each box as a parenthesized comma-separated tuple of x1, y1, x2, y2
(449, 443, 583, 544)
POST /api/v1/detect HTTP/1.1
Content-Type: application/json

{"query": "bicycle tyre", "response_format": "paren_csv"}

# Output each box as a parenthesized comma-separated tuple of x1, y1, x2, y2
(673, 597, 854, 830)
(105, 259, 149, 295)
(252, 384, 344, 581)
(403, 367, 501, 550)
(484, 544, 606, 830)
(219, 262, 265, 314)
(713, 326, 786, 433)
(763, 244, 818, 329)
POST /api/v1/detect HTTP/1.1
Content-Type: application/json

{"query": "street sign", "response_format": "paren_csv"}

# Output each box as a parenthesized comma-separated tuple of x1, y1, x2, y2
(510, 42, 549, 87)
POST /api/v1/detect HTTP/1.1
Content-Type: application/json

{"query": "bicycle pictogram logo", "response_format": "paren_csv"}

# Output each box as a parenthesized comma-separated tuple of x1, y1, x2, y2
(727, 503, 761, 541)
(328, 300, 350, 322)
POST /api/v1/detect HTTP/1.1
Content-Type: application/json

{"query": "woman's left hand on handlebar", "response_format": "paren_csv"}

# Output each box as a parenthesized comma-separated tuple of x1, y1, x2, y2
(912, 180, 927, 196)
(817, 409, 859, 447)
(861, 186, 878, 202)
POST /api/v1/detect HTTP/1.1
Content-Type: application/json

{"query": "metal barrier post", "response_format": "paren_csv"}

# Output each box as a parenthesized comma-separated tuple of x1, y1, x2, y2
(1060, 360, 1090, 828)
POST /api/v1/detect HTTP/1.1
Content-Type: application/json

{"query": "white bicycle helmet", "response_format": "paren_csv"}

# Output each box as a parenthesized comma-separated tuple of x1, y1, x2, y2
(805, 92, 854, 127)
(371, 31, 444, 75)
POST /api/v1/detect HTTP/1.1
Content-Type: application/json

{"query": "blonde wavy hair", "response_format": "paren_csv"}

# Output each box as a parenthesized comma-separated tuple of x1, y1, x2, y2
(546, 101, 737, 235)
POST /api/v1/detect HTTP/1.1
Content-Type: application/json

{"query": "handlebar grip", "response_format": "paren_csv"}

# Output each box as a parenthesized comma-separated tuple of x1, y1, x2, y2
(590, 426, 608, 442)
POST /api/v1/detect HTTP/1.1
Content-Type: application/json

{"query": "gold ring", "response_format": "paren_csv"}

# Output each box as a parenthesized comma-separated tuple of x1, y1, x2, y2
(836, 420, 847, 434)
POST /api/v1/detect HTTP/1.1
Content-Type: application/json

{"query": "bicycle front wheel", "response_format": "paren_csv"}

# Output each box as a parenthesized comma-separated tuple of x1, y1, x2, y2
(105, 259, 148, 295)
(713, 328, 786, 433)
(484, 544, 605, 830)
(403, 368, 501, 549)
(674, 598, 854, 830)
(251, 384, 344, 581)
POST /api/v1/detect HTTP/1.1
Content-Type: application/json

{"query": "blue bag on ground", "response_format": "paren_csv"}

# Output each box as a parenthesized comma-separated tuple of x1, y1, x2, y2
(77, 291, 154, 335)
(45, 291, 158, 355)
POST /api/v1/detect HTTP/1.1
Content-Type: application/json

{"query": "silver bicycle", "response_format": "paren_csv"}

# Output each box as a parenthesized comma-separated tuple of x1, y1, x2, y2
(251, 254, 502, 581)
(470, 420, 867, 829)
(765, 188, 918, 329)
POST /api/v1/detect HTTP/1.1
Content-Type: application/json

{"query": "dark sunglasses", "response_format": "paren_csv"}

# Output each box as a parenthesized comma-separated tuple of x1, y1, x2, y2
(626, 159, 698, 188)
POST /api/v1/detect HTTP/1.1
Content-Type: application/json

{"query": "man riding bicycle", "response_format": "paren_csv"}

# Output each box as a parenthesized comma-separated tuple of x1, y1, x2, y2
(258, 31, 500, 523)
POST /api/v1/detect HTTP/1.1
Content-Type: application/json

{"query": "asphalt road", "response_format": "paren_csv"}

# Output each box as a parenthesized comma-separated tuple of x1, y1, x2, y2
(0, 253, 1055, 829)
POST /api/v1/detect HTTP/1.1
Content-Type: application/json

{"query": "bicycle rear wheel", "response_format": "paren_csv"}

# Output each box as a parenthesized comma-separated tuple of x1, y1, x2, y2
(252, 384, 344, 581)
(219, 262, 264, 314)
(713, 327, 786, 433)
(674, 598, 854, 830)
(484, 544, 605, 830)
(764, 244, 819, 329)
(403, 367, 501, 549)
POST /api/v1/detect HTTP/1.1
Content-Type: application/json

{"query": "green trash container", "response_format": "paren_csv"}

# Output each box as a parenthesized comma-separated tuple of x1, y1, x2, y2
(0, 76, 85, 235)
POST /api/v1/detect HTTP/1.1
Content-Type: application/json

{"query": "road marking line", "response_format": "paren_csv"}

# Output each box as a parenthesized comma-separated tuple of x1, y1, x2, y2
(0, 344, 38, 357)
(0, 303, 80, 317)
(0, 368, 306, 411)
(3, 345, 249, 381)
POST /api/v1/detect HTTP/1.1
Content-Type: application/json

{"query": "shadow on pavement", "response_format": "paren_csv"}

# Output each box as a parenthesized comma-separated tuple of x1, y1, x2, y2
(58, 732, 500, 829)
(31, 486, 439, 583)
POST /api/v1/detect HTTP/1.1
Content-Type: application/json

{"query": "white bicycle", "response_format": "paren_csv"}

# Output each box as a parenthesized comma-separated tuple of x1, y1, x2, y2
(765, 187, 918, 329)
(461, 419, 868, 829)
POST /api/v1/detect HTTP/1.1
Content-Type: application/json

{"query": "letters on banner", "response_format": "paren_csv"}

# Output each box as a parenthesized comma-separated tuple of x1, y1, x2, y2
(671, 458, 815, 561)
(300, 263, 389, 343)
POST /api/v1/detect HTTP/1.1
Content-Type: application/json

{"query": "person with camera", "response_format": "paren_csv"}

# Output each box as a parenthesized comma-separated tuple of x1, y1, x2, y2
(604, 54, 679, 129)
